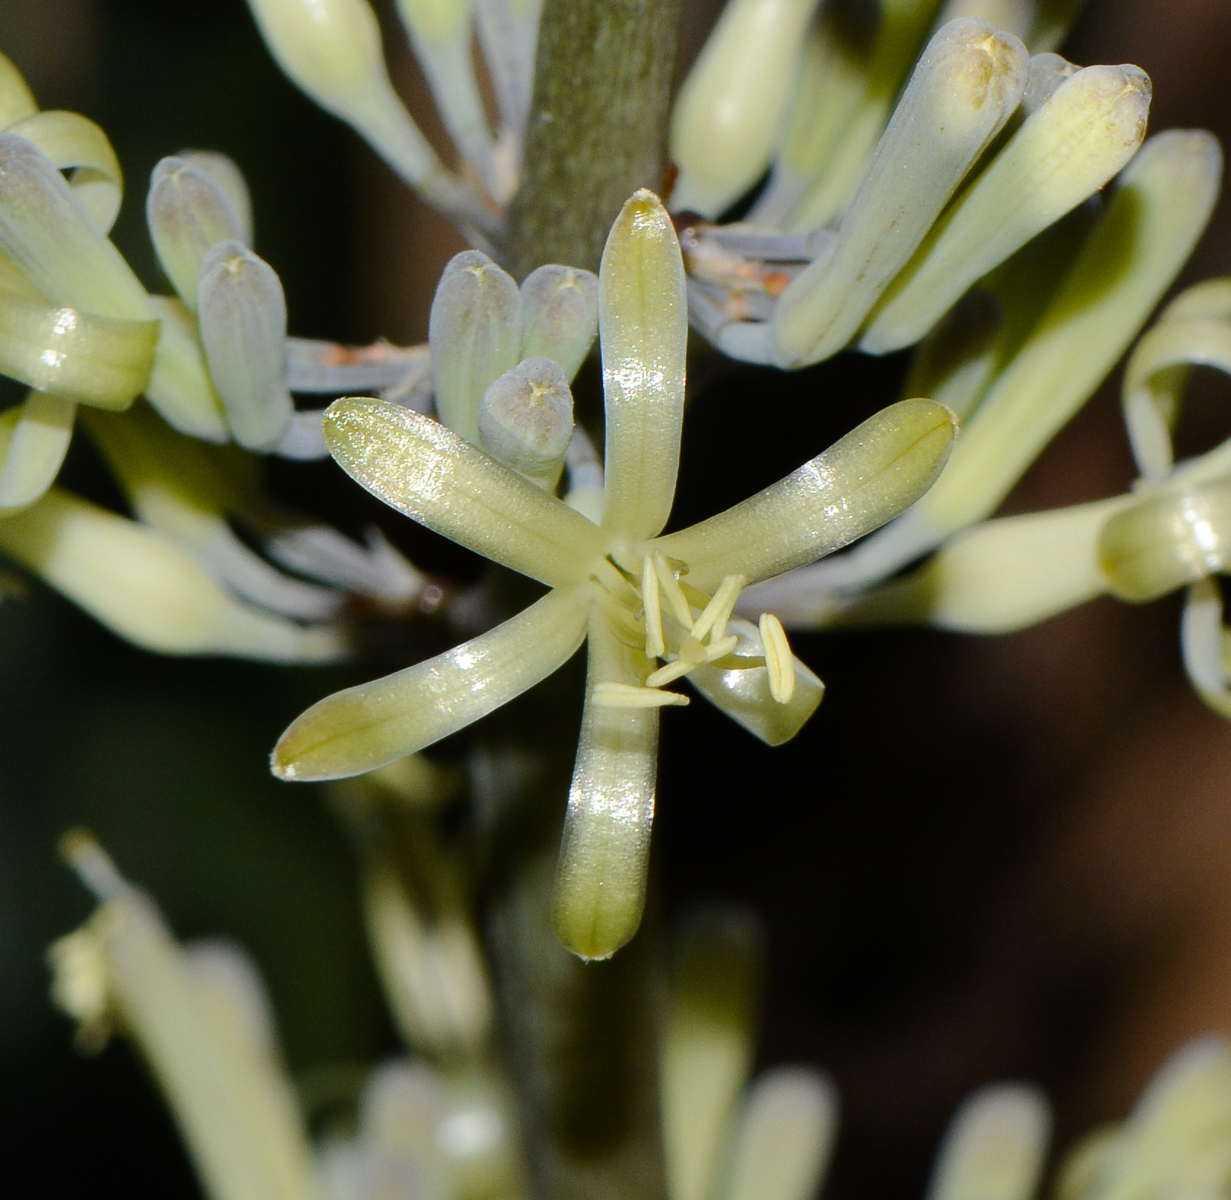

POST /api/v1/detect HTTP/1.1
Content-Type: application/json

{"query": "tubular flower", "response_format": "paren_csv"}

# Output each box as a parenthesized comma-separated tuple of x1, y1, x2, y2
(272, 190, 958, 960)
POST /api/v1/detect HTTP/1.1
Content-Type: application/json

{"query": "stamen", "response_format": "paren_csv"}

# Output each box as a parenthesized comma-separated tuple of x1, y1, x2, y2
(653, 552, 694, 627)
(645, 659, 693, 688)
(759, 612, 795, 704)
(690, 573, 746, 643)
(642, 554, 665, 659)
(593, 682, 689, 708)
(703, 634, 740, 663)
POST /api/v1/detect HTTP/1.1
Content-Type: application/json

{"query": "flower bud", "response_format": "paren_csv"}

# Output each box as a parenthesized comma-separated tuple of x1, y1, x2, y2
(429, 250, 522, 443)
(477, 356, 573, 490)
(245, 0, 453, 210)
(926, 1086, 1051, 1200)
(719, 1068, 839, 1200)
(519, 263, 599, 378)
(197, 240, 293, 451)
(670, 0, 818, 218)
(662, 908, 763, 1200)
(863, 63, 1151, 353)
(772, 19, 1029, 367)
(148, 156, 247, 307)
(178, 151, 254, 244)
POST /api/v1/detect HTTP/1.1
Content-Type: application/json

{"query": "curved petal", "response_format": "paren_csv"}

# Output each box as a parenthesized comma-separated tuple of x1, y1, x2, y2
(7, 109, 124, 233)
(0, 285, 157, 410)
(552, 611, 658, 961)
(654, 398, 956, 591)
(324, 396, 609, 587)
(686, 617, 823, 746)
(0, 391, 75, 510)
(272, 584, 592, 781)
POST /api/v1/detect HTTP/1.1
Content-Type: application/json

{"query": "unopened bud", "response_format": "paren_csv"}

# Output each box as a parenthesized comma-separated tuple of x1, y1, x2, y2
(863, 62, 1151, 354)
(670, 0, 818, 218)
(519, 264, 599, 378)
(478, 357, 573, 490)
(719, 1068, 839, 1200)
(148, 156, 248, 308)
(197, 240, 293, 451)
(429, 250, 521, 443)
(663, 908, 763, 1200)
(177, 151, 254, 245)
(773, 19, 1029, 366)
(927, 1086, 1051, 1200)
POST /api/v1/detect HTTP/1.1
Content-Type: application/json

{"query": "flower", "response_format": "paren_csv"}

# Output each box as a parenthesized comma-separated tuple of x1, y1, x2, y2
(272, 189, 957, 959)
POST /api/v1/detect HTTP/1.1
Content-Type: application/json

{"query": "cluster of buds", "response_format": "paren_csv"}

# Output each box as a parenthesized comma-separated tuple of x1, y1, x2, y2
(49, 830, 1231, 1200)
(0, 51, 450, 660)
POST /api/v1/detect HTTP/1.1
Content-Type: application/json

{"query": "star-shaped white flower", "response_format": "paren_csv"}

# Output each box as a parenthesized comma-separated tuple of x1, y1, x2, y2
(272, 190, 956, 959)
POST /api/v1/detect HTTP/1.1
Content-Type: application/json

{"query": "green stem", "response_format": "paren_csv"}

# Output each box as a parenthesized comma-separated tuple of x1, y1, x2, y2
(506, 0, 686, 277)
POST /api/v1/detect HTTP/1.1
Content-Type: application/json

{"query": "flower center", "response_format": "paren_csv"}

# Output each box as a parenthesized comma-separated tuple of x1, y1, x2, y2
(592, 551, 798, 709)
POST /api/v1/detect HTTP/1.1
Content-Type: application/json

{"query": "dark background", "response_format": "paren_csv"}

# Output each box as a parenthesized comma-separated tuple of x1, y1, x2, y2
(2, 0, 1231, 1195)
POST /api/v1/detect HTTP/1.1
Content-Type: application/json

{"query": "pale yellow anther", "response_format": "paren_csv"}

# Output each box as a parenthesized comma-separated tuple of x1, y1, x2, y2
(642, 554, 665, 659)
(679, 635, 709, 666)
(704, 634, 740, 664)
(759, 612, 796, 704)
(645, 659, 695, 689)
(593, 682, 690, 709)
(654, 552, 695, 626)
(690, 573, 746, 644)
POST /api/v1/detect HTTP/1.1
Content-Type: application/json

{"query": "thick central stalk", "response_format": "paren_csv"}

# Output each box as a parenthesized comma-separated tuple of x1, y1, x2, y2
(505, 0, 686, 277)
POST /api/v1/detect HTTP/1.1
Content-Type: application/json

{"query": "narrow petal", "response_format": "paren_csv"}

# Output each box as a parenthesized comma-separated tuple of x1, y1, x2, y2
(244, 0, 492, 232)
(926, 1086, 1052, 1200)
(324, 396, 609, 587)
(0, 487, 343, 661)
(1122, 310, 1231, 484)
(662, 908, 762, 1200)
(653, 398, 956, 590)
(686, 617, 824, 745)
(599, 189, 688, 541)
(827, 498, 1127, 635)
(718, 1068, 839, 1200)
(179, 151, 254, 244)
(552, 612, 658, 960)
(0, 391, 75, 510)
(272, 584, 591, 781)
(0, 51, 37, 129)
(1181, 579, 1231, 721)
